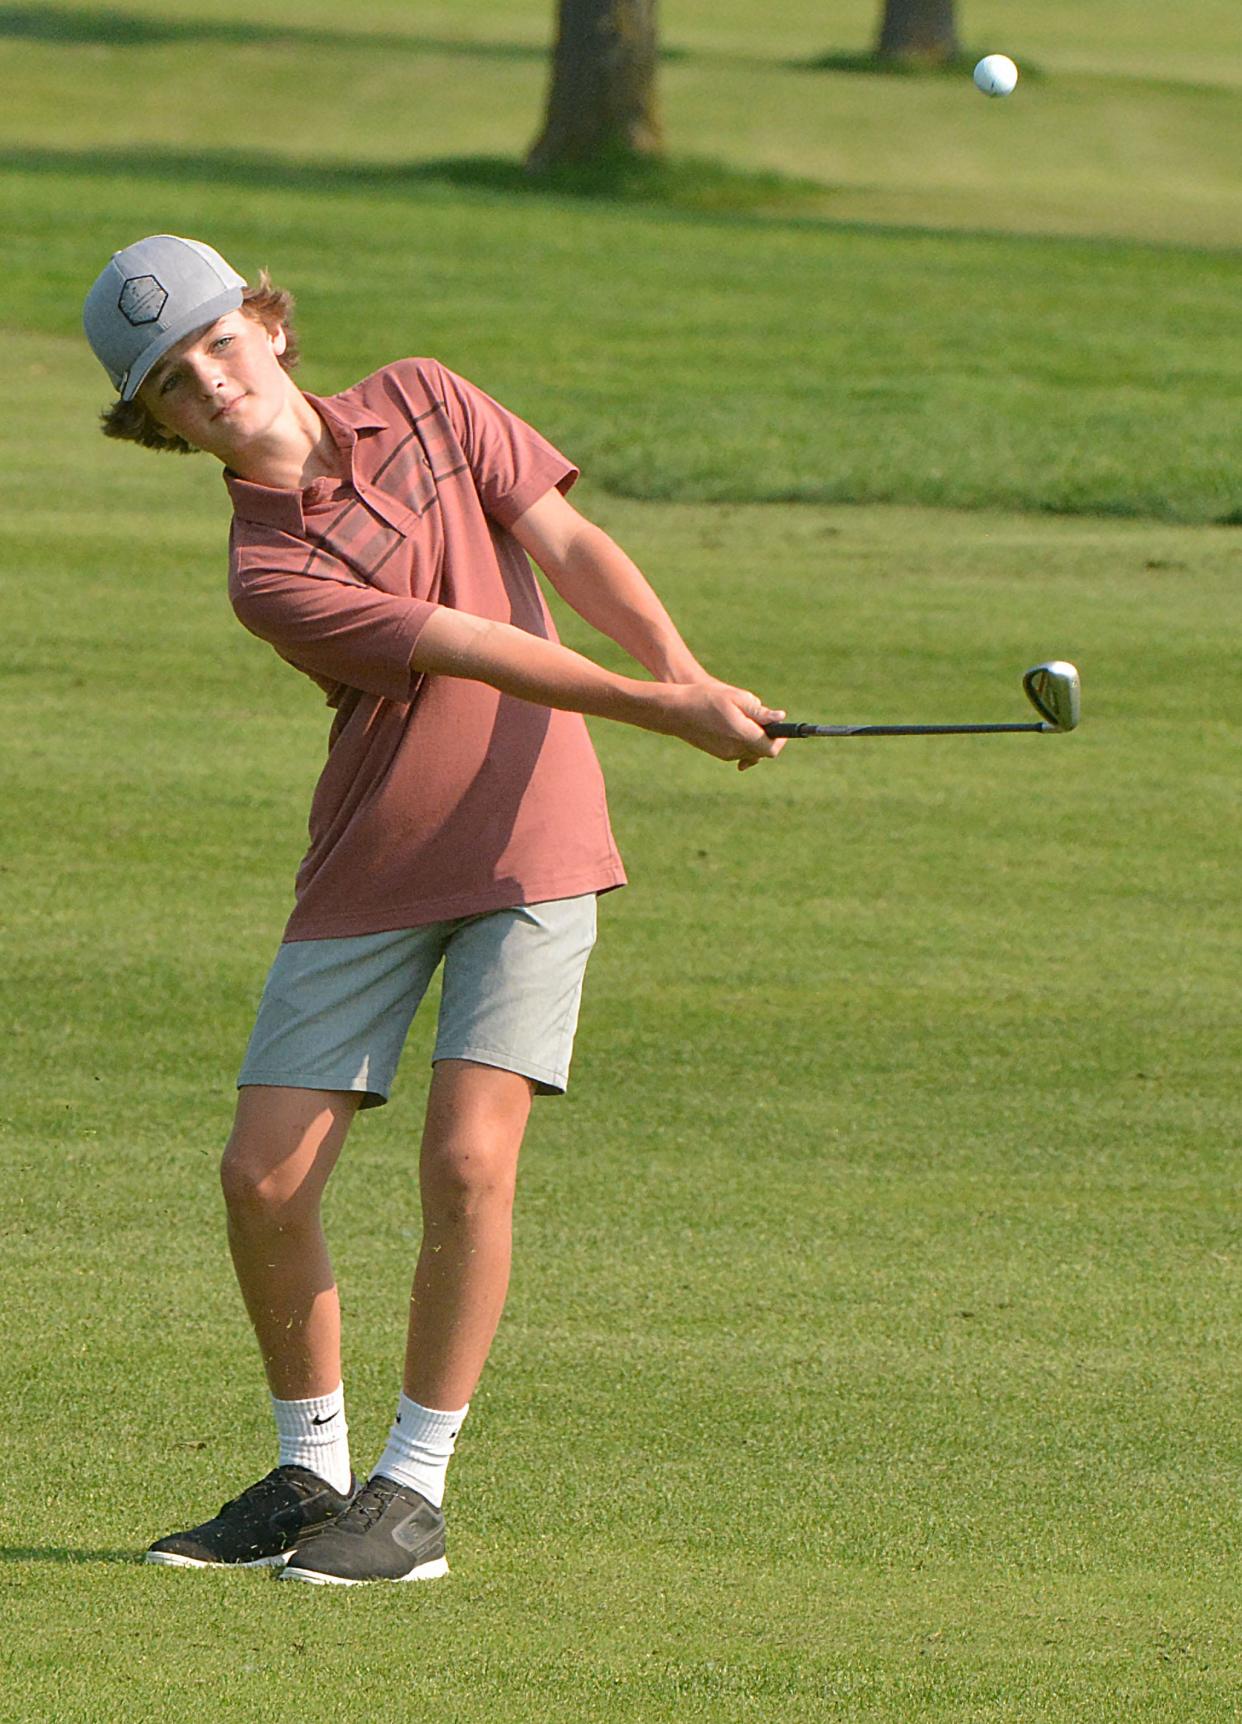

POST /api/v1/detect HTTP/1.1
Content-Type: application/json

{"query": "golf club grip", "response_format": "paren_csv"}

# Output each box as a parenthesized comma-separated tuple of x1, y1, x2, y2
(764, 721, 1047, 737)
(764, 722, 850, 736)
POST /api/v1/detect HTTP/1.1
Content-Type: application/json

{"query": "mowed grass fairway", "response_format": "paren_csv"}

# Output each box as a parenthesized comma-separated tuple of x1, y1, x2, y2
(2, 2, 1240, 1720)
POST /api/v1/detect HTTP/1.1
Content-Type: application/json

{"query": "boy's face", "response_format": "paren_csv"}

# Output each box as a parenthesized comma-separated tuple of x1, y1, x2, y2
(138, 309, 291, 459)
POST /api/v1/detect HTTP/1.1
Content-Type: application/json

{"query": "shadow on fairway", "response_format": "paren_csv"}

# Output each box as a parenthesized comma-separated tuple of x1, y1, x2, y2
(798, 50, 972, 75)
(795, 50, 1047, 83)
(2, 142, 1205, 254)
(0, 4, 546, 57)
(0, 1546, 138, 1564)
(0, 141, 834, 223)
(0, 3, 703, 61)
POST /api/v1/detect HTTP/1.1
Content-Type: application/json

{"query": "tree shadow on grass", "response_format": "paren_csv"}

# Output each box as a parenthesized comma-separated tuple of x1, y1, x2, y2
(0, 3, 546, 57)
(423, 151, 831, 216)
(799, 50, 970, 75)
(0, 4, 695, 64)
(0, 142, 836, 221)
(796, 49, 1045, 83)
(1, 142, 1185, 261)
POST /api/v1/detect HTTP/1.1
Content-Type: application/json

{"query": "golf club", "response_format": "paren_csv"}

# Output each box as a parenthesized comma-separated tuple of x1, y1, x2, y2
(764, 661, 1081, 738)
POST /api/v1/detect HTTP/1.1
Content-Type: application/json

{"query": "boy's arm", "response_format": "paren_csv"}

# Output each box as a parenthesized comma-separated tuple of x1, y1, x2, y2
(231, 524, 784, 765)
(411, 607, 782, 766)
(508, 488, 713, 683)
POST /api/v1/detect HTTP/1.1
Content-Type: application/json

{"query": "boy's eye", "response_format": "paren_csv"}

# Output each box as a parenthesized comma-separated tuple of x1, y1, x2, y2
(160, 372, 180, 394)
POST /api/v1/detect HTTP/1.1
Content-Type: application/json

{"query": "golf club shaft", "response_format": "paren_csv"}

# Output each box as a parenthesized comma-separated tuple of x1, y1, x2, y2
(764, 721, 1048, 737)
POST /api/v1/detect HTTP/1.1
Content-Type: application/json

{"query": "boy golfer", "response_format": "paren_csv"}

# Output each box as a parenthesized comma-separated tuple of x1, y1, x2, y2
(83, 235, 783, 1585)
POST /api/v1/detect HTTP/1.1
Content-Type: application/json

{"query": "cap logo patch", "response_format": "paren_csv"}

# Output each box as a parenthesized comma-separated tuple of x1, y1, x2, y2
(119, 274, 168, 326)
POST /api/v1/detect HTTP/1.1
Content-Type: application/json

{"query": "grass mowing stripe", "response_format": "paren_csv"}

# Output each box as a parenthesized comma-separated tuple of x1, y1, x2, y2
(8, 186, 1242, 524)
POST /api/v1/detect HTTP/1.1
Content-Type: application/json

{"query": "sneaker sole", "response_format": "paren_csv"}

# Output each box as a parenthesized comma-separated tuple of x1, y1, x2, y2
(145, 1550, 292, 1570)
(279, 1556, 449, 1587)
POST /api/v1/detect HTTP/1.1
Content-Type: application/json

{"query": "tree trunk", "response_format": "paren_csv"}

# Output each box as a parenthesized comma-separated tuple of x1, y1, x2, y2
(527, 0, 662, 170)
(875, 0, 959, 65)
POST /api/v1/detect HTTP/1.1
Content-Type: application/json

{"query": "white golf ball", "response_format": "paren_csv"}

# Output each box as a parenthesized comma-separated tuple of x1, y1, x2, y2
(973, 54, 1019, 97)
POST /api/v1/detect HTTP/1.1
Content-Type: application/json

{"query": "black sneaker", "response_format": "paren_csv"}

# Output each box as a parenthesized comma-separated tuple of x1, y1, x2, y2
(145, 1466, 356, 1569)
(280, 1475, 448, 1586)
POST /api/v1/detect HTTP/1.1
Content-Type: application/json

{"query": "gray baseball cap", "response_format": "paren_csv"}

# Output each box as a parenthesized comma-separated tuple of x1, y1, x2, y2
(83, 234, 246, 401)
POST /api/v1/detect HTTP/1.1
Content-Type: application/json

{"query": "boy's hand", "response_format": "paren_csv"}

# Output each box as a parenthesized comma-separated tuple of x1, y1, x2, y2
(652, 683, 786, 771)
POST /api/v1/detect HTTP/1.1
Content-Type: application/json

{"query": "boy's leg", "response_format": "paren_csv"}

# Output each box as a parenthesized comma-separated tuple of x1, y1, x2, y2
(280, 1060, 533, 1586)
(221, 1083, 361, 1398)
(145, 1086, 360, 1569)
(401, 896, 594, 1408)
(222, 925, 449, 1392)
(404, 1057, 534, 1409)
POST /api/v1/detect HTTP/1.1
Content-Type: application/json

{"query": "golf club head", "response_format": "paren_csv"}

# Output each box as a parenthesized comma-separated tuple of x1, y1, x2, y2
(1022, 661, 1080, 732)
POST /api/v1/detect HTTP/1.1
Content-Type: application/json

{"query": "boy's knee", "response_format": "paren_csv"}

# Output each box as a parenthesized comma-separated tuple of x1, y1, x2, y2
(219, 1143, 268, 1216)
(220, 1140, 313, 1225)
(220, 1089, 354, 1224)
(422, 1137, 518, 1217)
(419, 1064, 529, 1218)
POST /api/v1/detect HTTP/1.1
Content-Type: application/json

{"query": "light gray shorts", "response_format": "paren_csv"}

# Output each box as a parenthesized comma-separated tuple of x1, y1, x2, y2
(237, 894, 597, 1109)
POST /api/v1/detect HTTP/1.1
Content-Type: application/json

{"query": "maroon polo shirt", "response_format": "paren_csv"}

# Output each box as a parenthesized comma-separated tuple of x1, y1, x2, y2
(226, 359, 626, 940)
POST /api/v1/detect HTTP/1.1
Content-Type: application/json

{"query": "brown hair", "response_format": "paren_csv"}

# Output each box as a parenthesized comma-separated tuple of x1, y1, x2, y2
(98, 271, 300, 454)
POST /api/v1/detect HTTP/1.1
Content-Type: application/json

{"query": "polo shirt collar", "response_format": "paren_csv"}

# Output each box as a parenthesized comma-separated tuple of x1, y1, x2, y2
(305, 390, 388, 437)
(224, 471, 305, 531)
(224, 387, 387, 529)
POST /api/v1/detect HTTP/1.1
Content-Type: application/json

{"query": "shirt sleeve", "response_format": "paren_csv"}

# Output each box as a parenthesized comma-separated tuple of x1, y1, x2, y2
(230, 530, 436, 705)
(425, 361, 579, 529)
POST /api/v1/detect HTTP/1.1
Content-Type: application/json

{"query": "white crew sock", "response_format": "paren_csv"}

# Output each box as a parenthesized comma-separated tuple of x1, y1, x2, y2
(271, 1383, 352, 1496)
(373, 1394, 469, 1508)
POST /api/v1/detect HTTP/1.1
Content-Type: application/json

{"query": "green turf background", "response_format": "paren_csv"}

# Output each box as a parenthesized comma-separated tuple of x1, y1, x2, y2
(1, 3, 1239, 1719)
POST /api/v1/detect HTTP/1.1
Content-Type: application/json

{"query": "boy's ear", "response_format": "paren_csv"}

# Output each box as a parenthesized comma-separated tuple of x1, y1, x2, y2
(271, 325, 288, 358)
